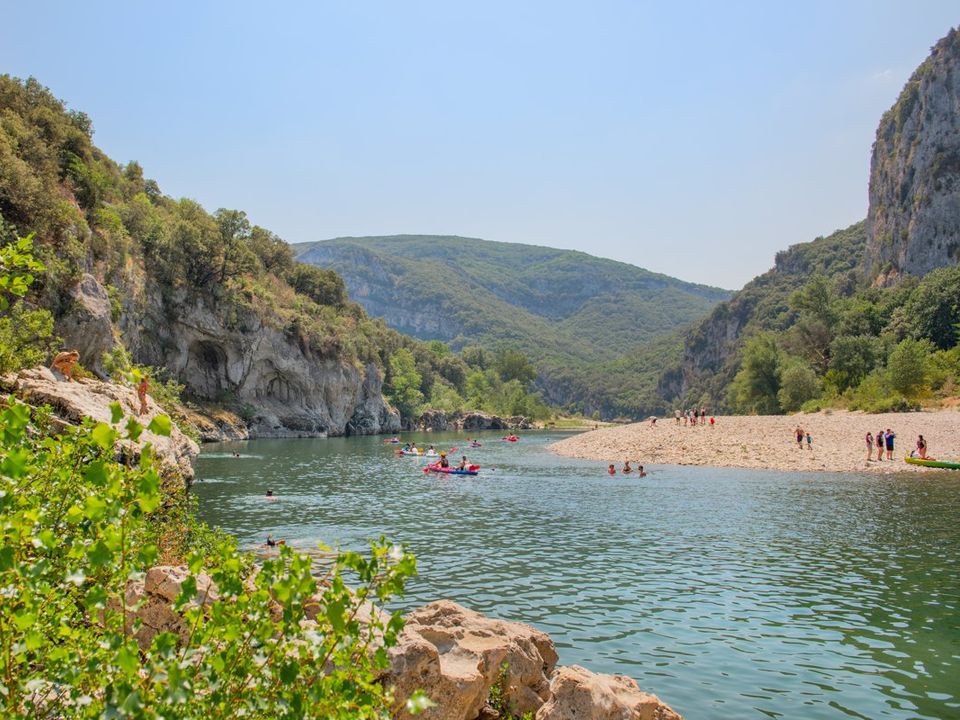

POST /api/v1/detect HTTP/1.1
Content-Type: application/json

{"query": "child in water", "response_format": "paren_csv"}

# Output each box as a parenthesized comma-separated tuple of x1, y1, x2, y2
(607, 464, 616, 475)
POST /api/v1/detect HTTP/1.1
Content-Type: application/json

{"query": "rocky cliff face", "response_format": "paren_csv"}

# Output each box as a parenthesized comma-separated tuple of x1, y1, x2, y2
(57, 274, 400, 438)
(865, 28, 960, 283)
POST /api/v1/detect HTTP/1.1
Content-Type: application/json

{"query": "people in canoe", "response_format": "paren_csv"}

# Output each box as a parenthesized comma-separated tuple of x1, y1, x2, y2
(266, 534, 285, 547)
(384, 436, 401, 444)
(458, 455, 468, 470)
(438, 451, 449, 468)
(425, 445, 438, 457)
(502, 435, 519, 442)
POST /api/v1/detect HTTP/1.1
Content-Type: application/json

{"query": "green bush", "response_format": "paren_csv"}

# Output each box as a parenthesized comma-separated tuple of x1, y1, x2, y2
(0, 398, 424, 718)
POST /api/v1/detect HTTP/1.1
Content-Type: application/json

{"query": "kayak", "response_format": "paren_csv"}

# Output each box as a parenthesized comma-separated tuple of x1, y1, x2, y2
(469, 443, 483, 448)
(424, 463, 480, 476)
(397, 450, 422, 456)
(502, 436, 519, 442)
(383, 438, 401, 444)
(904, 456, 960, 470)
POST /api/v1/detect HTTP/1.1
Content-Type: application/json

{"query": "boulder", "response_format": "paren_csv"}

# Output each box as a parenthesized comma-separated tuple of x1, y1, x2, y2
(0, 366, 199, 482)
(418, 408, 449, 431)
(54, 273, 116, 378)
(455, 412, 509, 431)
(536, 665, 682, 720)
(386, 600, 558, 720)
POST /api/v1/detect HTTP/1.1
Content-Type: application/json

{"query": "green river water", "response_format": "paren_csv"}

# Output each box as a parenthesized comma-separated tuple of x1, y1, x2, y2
(193, 430, 960, 719)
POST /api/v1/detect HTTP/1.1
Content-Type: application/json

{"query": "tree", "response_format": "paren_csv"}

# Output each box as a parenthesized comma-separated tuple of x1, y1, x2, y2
(287, 264, 347, 307)
(493, 349, 536, 387)
(0, 233, 57, 373)
(728, 334, 782, 414)
(777, 359, 821, 411)
(902, 266, 960, 349)
(387, 348, 424, 418)
(214, 208, 256, 283)
(887, 338, 932, 397)
(825, 335, 879, 393)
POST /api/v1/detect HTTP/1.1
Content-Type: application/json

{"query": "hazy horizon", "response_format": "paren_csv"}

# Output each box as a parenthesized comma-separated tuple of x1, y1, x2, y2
(2, 1, 957, 289)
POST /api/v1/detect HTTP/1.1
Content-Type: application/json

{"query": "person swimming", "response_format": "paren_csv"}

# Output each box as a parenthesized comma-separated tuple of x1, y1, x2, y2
(265, 489, 277, 500)
(266, 534, 286, 547)
(637, 465, 647, 477)
(607, 464, 616, 475)
(622, 460, 632, 473)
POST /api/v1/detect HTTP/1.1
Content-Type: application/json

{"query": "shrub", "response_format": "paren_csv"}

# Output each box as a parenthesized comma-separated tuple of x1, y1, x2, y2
(0, 398, 424, 718)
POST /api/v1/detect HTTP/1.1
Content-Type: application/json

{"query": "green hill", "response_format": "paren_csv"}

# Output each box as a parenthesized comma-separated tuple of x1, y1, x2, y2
(294, 236, 730, 416)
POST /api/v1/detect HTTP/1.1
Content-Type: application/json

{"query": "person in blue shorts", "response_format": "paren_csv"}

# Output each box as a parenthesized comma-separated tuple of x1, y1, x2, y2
(885, 429, 895, 460)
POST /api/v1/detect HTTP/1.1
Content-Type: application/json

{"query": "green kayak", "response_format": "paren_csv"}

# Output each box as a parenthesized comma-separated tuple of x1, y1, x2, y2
(904, 456, 960, 470)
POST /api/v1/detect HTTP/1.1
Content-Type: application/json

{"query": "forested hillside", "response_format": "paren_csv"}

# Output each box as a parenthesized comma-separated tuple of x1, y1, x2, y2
(0, 76, 549, 431)
(660, 28, 960, 415)
(295, 235, 729, 418)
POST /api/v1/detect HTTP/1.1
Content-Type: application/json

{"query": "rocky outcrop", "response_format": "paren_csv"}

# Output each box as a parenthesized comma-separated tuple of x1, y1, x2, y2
(121, 288, 400, 438)
(0, 366, 199, 481)
(865, 28, 960, 282)
(54, 273, 116, 378)
(413, 410, 533, 432)
(114, 570, 683, 720)
(386, 600, 558, 720)
(536, 665, 681, 720)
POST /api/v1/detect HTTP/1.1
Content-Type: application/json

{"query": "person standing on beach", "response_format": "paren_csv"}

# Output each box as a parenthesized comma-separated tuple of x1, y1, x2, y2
(675, 409, 681, 425)
(885, 429, 896, 460)
(866, 432, 874, 461)
(795, 426, 804, 449)
(917, 435, 927, 459)
(806, 432, 812, 451)
(876, 430, 884, 461)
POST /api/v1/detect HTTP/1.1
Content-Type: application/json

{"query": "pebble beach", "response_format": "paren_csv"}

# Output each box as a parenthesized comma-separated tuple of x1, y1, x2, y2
(550, 410, 960, 473)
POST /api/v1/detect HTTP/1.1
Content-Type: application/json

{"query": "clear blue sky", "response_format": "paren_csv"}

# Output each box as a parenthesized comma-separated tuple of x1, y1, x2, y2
(2, 2, 957, 288)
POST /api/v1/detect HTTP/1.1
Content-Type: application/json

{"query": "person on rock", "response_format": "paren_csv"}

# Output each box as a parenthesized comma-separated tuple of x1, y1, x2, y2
(50, 350, 81, 381)
(137, 374, 149, 416)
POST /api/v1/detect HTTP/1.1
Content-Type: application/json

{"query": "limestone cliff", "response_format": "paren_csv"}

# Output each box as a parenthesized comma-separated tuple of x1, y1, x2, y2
(59, 274, 400, 438)
(865, 28, 960, 282)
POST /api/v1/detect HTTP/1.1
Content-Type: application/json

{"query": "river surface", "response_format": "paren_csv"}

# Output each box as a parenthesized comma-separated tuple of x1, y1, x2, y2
(193, 431, 960, 720)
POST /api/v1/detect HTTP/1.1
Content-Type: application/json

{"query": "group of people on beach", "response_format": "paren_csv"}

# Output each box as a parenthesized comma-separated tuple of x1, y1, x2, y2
(864, 429, 898, 461)
(675, 407, 710, 426)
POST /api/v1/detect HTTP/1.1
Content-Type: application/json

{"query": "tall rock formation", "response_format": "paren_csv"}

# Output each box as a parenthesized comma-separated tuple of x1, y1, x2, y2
(865, 28, 960, 283)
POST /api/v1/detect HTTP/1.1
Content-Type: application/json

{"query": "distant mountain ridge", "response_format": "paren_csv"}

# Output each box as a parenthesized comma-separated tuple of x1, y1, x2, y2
(294, 235, 730, 415)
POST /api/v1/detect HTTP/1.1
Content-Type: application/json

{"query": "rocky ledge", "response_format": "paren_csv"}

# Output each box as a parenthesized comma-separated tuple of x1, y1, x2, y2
(0, 367, 199, 482)
(414, 409, 534, 432)
(124, 567, 682, 720)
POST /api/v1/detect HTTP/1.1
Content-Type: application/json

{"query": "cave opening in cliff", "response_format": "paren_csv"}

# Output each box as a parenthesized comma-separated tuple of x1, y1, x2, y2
(186, 340, 230, 400)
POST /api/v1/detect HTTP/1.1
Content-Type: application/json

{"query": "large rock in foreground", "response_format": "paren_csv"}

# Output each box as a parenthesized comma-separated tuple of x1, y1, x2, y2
(0, 366, 199, 481)
(387, 600, 559, 720)
(536, 665, 681, 720)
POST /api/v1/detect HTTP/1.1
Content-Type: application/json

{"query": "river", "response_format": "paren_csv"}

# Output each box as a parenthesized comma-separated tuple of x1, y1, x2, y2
(193, 430, 960, 719)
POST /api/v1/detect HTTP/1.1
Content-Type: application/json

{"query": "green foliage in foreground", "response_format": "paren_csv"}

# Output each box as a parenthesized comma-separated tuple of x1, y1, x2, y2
(0, 401, 422, 718)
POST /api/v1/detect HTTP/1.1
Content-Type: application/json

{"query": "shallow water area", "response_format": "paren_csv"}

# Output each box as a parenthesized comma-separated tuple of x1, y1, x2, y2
(193, 431, 960, 719)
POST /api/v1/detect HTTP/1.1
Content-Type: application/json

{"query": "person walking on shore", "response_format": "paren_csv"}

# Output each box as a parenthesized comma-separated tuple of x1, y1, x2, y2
(885, 429, 896, 460)
(876, 430, 885, 461)
(866, 432, 874, 461)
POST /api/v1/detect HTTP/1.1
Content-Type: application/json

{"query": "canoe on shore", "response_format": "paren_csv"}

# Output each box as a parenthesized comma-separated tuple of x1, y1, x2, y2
(904, 456, 960, 470)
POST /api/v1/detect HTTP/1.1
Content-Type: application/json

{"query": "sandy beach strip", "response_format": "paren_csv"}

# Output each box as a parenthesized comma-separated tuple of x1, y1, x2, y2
(549, 410, 960, 474)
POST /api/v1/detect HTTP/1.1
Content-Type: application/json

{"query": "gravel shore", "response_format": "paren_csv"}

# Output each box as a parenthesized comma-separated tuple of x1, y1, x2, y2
(549, 410, 960, 474)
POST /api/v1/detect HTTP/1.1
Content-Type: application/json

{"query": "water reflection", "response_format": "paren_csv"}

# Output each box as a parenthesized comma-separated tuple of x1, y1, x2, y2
(193, 431, 960, 719)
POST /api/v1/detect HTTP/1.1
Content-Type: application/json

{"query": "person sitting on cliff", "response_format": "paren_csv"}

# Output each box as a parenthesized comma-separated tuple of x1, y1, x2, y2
(137, 375, 149, 416)
(622, 460, 632, 473)
(439, 452, 449, 469)
(50, 350, 81, 382)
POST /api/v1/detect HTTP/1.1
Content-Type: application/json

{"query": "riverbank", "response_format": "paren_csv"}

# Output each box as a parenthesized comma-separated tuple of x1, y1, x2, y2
(550, 410, 960, 473)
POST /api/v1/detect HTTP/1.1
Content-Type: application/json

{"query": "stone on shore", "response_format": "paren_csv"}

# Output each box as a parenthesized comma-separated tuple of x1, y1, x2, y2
(536, 665, 681, 720)
(386, 600, 558, 720)
(0, 366, 199, 481)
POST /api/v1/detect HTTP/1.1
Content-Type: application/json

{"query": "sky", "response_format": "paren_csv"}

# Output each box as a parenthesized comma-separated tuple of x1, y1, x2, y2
(1, 1, 957, 288)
